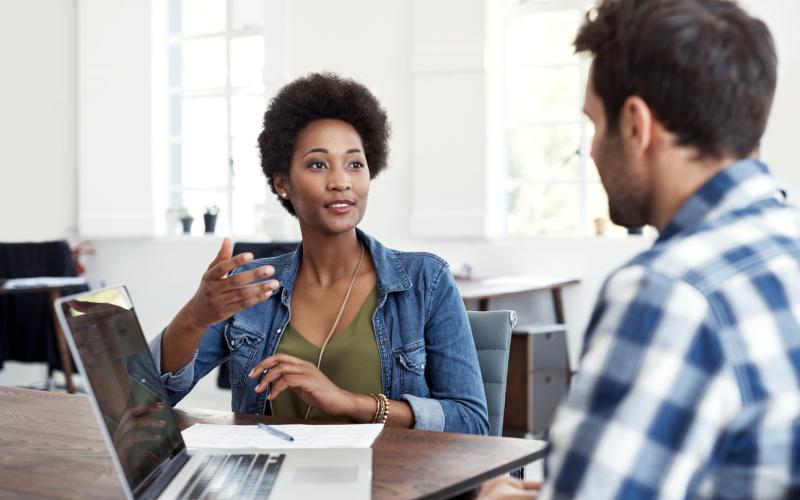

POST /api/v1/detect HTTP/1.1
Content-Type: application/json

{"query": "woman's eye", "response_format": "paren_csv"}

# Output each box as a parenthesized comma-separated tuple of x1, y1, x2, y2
(350, 161, 365, 169)
(308, 161, 326, 169)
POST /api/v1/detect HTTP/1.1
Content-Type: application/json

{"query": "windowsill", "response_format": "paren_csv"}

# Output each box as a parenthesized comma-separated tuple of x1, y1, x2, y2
(159, 233, 226, 240)
(407, 233, 657, 245)
(147, 233, 287, 243)
(493, 233, 658, 243)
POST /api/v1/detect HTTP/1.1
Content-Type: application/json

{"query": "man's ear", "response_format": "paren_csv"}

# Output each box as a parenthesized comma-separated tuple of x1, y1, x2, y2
(620, 96, 653, 157)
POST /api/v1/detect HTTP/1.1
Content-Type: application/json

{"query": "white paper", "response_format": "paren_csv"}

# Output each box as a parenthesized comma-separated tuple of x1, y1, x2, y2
(182, 423, 384, 450)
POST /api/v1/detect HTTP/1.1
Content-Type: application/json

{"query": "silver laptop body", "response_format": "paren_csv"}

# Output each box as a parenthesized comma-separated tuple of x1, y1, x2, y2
(55, 285, 371, 500)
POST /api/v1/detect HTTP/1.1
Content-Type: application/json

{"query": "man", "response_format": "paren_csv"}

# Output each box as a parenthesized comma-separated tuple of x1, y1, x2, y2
(481, 0, 799, 498)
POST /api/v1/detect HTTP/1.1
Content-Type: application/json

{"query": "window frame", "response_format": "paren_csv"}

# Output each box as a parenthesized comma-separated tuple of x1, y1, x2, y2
(500, 0, 602, 238)
(165, 0, 270, 237)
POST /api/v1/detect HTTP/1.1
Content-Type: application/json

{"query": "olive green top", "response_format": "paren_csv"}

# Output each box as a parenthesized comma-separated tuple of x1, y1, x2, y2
(271, 286, 382, 422)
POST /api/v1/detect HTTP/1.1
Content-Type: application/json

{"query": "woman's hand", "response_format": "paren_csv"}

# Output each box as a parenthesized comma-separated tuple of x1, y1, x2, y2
(162, 238, 281, 374)
(248, 353, 355, 417)
(179, 237, 280, 331)
(478, 475, 541, 500)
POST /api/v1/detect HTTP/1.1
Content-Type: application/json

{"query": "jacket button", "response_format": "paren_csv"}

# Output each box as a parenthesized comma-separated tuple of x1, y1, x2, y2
(420, 362, 425, 369)
(277, 328, 281, 333)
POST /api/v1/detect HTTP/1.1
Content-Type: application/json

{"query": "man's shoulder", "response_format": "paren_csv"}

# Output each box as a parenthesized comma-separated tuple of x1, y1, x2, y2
(615, 205, 800, 302)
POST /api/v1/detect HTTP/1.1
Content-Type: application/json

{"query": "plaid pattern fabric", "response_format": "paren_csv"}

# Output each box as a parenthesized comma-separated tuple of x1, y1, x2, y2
(542, 159, 800, 499)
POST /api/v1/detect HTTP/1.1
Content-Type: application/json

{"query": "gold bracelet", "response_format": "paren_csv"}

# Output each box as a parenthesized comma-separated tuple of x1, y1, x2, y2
(378, 393, 389, 424)
(369, 393, 382, 423)
(375, 394, 386, 423)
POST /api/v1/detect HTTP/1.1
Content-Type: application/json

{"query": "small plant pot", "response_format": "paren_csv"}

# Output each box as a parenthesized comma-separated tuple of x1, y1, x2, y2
(593, 217, 607, 236)
(203, 213, 218, 234)
(179, 216, 193, 234)
(626, 225, 644, 235)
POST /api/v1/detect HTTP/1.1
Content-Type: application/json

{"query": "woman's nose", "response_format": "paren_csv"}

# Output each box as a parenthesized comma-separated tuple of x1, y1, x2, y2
(326, 166, 352, 191)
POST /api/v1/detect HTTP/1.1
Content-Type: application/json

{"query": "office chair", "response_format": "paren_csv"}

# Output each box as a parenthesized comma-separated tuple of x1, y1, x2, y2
(217, 241, 300, 389)
(468, 309, 517, 437)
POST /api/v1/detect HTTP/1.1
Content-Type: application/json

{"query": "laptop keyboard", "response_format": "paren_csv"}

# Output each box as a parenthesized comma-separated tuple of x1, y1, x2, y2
(178, 453, 285, 499)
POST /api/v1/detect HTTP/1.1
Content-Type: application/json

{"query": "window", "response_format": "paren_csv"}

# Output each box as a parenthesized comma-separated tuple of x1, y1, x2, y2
(502, 0, 618, 236)
(166, 0, 269, 236)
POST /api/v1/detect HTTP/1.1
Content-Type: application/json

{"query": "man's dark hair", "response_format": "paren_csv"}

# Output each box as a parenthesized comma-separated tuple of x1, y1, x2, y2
(258, 72, 391, 216)
(575, 0, 776, 159)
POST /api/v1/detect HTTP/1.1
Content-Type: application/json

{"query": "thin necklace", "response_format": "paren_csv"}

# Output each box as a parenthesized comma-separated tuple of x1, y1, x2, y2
(304, 241, 365, 420)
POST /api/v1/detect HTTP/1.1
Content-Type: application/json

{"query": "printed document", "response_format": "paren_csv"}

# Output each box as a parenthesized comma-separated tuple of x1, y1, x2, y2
(182, 423, 384, 450)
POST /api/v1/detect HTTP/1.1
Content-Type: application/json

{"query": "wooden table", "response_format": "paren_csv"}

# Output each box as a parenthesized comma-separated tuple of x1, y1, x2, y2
(0, 277, 88, 394)
(0, 386, 546, 499)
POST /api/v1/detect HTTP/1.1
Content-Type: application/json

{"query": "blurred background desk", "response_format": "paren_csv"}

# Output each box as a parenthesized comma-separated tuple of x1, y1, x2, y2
(456, 275, 579, 437)
(456, 275, 579, 317)
(0, 276, 87, 394)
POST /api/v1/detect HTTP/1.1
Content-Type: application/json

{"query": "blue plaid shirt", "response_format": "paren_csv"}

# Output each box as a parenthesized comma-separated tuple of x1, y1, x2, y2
(543, 159, 800, 499)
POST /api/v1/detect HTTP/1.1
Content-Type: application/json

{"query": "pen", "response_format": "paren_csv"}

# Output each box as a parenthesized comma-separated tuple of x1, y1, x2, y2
(257, 422, 295, 442)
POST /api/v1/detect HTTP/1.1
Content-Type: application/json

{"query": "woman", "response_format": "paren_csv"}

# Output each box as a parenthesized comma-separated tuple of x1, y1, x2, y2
(151, 72, 488, 434)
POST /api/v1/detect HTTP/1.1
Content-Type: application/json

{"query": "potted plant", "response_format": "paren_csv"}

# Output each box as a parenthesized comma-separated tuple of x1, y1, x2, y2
(204, 205, 219, 234)
(169, 207, 193, 235)
(593, 217, 607, 236)
(180, 212, 194, 234)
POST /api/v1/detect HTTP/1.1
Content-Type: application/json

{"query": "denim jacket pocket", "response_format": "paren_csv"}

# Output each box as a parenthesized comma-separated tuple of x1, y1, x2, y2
(394, 341, 429, 396)
(223, 321, 261, 388)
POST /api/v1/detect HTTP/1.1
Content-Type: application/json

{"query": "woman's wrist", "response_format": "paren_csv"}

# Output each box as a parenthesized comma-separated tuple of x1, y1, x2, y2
(338, 391, 377, 423)
(160, 302, 208, 373)
(171, 300, 207, 334)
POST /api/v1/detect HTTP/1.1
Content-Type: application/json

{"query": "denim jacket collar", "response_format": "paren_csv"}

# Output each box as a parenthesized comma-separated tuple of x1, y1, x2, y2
(274, 228, 412, 305)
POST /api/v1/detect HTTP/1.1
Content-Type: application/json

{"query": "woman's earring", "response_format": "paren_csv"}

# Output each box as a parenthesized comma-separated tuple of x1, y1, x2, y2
(280, 192, 288, 198)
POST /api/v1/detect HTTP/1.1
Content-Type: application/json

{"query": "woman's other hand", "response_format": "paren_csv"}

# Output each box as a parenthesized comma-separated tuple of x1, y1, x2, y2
(249, 353, 355, 417)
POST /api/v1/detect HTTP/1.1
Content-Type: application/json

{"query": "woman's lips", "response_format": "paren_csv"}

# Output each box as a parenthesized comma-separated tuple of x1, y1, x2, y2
(324, 200, 354, 214)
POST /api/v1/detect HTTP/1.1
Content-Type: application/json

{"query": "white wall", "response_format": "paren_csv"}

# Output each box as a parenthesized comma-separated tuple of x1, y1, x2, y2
(0, 0, 77, 241)
(741, 0, 800, 194)
(286, 0, 413, 241)
(78, 0, 156, 238)
(410, 0, 494, 238)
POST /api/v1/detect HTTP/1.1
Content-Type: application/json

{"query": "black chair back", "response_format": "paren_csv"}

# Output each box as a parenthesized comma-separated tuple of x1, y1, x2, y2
(231, 241, 299, 260)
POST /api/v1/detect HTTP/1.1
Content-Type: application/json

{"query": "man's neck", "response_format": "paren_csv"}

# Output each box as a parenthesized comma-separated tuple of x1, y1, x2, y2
(649, 148, 740, 231)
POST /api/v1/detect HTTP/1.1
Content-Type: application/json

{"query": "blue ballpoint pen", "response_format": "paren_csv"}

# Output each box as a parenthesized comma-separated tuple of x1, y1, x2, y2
(257, 422, 295, 442)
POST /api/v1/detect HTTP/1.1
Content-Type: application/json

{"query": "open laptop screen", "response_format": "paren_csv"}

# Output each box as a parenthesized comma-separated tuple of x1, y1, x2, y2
(59, 286, 184, 493)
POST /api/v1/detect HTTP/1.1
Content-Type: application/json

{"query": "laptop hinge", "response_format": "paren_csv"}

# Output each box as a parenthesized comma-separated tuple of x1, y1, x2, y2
(135, 450, 191, 500)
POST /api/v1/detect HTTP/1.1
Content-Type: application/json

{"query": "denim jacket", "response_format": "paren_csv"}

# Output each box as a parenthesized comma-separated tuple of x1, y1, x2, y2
(150, 228, 489, 435)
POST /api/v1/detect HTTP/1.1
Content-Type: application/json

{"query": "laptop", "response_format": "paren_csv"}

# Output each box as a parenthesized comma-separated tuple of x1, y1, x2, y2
(55, 285, 372, 500)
